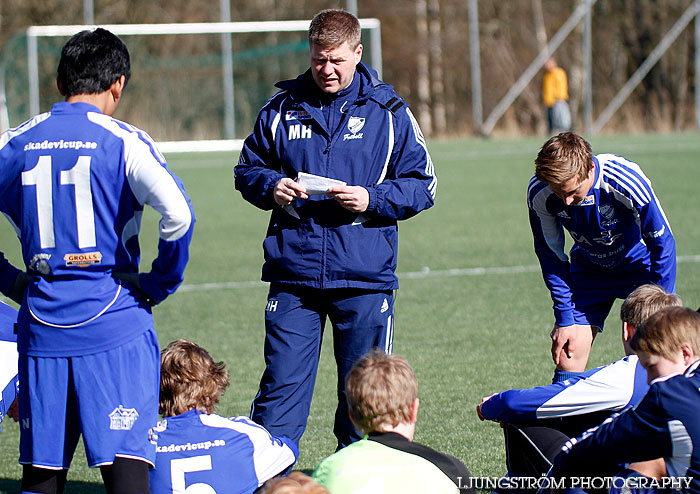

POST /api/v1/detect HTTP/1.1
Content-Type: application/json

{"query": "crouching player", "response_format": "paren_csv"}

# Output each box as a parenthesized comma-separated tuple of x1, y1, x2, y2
(547, 306, 700, 493)
(313, 349, 474, 494)
(149, 340, 298, 494)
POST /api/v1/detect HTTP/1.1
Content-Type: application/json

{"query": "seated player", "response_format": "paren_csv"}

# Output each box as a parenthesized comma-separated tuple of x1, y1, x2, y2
(313, 349, 475, 494)
(262, 471, 330, 494)
(0, 300, 18, 432)
(150, 340, 298, 494)
(477, 284, 681, 480)
(548, 306, 700, 492)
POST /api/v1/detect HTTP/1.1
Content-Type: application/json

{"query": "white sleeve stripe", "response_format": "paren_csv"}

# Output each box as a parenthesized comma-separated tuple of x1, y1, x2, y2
(531, 187, 568, 262)
(667, 419, 692, 478)
(536, 357, 637, 418)
(117, 120, 167, 163)
(527, 177, 547, 206)
(405, 108, 436, 199)
(606, 159, 652, 198)
(603, 169, 649, 205)
(600, 156, 653, 203)
(199, 414, 296, 486)
(270, 96, 287, 144)
(377, 113, 394, 184)
(0, 341, 18, 394)
(0, 112, 51, 152)
(87, 113, 192, 242)
(608, 161, 652, 197)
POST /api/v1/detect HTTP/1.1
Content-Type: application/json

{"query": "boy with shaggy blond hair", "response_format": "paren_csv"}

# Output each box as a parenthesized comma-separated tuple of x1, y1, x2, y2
(313, 349, 473, 494)
(549, 307, 700, 493)
(149, 340, 298, 494)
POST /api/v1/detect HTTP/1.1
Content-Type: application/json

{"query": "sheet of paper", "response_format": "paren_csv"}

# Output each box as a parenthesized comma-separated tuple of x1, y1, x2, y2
(296, 172, 346, 195)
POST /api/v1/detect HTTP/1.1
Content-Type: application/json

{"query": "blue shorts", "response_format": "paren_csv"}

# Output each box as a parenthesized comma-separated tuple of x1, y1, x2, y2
(19, 328, 160, 469)
(570, 270, 661, 330)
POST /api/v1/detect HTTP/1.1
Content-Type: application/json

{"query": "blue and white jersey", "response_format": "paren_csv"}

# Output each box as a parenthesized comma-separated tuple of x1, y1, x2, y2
(549, 360, 700, 494)
(480, 355, 649, 423)
(235, 63, 435, 290)
(527, 154, 676, 326)
(0, 301, 18, 432)
(0, 102, 194, 356)
(150, 409, 298, 494)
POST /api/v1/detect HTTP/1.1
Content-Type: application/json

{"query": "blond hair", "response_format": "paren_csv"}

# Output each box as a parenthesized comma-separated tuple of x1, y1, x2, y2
(160, 339, 229, 417)
(345, 349, 417, 435)
(620, 284, 682, 328)
(308, 9, 361, 49)
(262, 472, 330, 494)
(630, 307, 700, 360)
(534, 132, 592, 185)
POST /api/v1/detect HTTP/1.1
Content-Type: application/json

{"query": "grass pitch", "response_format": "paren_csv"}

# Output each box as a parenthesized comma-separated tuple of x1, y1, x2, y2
(1, 133, 699, 492)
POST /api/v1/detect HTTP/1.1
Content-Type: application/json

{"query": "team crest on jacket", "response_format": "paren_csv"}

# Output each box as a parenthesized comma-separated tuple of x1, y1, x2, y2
(599, 204, 617, 228)
(344, 117, 365, 141)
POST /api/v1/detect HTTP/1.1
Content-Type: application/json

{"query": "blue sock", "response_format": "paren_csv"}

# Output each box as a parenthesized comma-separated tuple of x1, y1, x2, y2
(552, 369, 583, 383)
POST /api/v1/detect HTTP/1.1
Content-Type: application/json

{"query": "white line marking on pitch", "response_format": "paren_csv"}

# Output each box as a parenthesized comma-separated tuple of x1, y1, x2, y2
(177, 255, 700, 292)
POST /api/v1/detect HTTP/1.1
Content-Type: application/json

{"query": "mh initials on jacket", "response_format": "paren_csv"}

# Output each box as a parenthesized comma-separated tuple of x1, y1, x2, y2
(289, 124, 311, 140)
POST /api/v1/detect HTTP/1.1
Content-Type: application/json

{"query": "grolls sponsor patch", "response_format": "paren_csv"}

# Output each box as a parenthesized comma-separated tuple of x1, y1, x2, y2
(64, 251, 102, 267)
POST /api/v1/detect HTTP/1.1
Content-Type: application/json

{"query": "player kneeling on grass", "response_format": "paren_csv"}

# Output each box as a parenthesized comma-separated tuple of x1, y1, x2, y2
(547, 306, 700, 493)
(149, 340, 298, 494)
(312, 349, 474, 494)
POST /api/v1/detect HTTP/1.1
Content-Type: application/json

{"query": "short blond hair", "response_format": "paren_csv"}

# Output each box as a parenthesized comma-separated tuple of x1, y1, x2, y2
(535, 132, 592, 185)
(160, 339, 229, 417)
(630, 307, 700, 360)
(262, 472, 330, 494)
(345, 349, 417, 435)
(620, 284, 682, 328)
(308, 9, 361, 49)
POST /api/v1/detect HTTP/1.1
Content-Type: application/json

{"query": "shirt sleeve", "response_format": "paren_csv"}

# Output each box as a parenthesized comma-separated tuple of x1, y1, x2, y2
(527, 180, 575, 326)
(365, 107, 436, 221)
(234, 97, 286, 211)
(549, 384, 673, 480)
(480, 357, 644, 423)
(638, 194, 676, 293)
(123, 135, 195, 303)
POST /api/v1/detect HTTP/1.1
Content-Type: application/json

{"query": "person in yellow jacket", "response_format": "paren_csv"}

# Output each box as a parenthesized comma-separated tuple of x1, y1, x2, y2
(543, 57, 571, 133)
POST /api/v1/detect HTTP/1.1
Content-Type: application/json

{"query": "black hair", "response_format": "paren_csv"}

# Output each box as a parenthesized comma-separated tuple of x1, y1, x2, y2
(57, 28, 130, 97)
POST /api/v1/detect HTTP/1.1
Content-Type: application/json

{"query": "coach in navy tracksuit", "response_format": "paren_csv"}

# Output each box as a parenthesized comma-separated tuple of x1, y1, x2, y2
(235, 9, 435, 449)
(528, 133, 675, 381)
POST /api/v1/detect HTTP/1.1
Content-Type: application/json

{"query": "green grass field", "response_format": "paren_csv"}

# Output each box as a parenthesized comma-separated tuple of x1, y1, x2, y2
(1, 133, 699, 492)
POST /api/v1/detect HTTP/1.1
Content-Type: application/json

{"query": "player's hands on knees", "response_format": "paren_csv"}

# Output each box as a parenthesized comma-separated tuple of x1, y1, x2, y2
(274, 178, 308, 207)
(326, 185, 369, 212)
(551, 324, 577, 366)
(550, 324, 593, 371)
